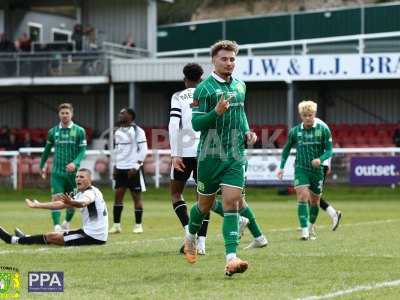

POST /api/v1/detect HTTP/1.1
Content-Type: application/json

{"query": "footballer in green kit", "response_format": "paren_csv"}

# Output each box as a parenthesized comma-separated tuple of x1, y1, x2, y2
(40, 103, 87, 232)
(183, 40, 258, 277)
(278, 100, 333, 240)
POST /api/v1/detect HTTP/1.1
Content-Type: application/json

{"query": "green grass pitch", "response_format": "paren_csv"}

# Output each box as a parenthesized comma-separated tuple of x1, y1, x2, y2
(0, 186, 399, 299)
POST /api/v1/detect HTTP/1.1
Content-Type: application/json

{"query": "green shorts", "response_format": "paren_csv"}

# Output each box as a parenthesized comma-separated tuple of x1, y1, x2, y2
(294, 168, 324, 195)
(50, 172, 76, 195)
(197, 157, 245, 195)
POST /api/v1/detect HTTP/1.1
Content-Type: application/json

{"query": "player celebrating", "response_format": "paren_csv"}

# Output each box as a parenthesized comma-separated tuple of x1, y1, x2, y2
(278, 100, 333, 240)
(168, 63, 211, 254)
(39, 103, 87, 232)
(0, 169, 108, 246)
(183, 40, 258, 276)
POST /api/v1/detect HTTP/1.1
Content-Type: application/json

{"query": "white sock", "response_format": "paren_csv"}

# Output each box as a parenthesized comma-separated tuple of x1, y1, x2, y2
(226, 253, 237, 262)
(184, 225, 189, 235)
(301, 227, 309, 236)
(326, 206, 337, 219)
(185, 232, 196, 241)
(198, 236, 206, 247)
(11, 236, 19, 244)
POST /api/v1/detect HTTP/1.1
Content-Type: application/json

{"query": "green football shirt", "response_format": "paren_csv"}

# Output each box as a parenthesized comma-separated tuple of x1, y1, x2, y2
(280, 121, 333, 172)
(192, 72, 250, 160)
(40, 122, 87, 175)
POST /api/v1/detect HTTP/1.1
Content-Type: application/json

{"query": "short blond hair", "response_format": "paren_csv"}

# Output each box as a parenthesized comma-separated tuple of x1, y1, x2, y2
(210, 40, 238, 57)
(298, 100, 317, 114)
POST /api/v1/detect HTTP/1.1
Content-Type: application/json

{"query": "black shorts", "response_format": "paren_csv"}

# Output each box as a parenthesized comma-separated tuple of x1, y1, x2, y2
(114, 167, 146, 192)
(63, 229, 105, 246)
(323, 165, 329, 185)
(170, 157, 197, 183)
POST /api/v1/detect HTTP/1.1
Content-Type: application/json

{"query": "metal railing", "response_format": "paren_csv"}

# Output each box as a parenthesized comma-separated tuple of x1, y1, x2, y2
(0, 147, 398, 190)
(0, 52, 109, 78)
(156, 31, 400, 58)
(102, 42, 150, 59)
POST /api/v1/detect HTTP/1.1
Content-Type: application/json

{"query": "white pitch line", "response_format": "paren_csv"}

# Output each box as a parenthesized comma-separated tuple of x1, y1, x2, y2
(297, 279, 400, 300)
(0, 218, 399, 256)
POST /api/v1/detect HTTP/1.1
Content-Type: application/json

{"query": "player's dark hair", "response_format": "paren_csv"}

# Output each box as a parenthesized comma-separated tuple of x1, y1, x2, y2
(125, 108, 136, 121)
(183, 63, 203, 82)
(58, 103, 73, 112)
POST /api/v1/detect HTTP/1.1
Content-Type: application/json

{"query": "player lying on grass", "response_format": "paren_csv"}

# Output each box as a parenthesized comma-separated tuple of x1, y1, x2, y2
(0, 169, 108, 247)
(277, 100, 333, 240)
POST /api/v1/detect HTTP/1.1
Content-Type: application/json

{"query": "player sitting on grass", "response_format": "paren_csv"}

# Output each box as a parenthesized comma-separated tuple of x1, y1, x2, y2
(0, 169, 108, 247)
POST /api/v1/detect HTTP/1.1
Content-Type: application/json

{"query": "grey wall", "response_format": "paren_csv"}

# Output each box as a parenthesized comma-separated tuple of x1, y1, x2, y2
(83, 0, 148, 48)
(14, 11, 76, 42)
(326, 87, 400, 124)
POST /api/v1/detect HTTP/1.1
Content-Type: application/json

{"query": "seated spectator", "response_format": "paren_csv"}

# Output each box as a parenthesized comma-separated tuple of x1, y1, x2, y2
(122, 34, 136, 48)
(0, 126, 12, 149)
(394, 123, 400, 147)
(17, 132, 33, 148)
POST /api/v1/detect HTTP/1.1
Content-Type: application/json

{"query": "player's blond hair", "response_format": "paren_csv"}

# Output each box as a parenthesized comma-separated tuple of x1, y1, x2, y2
(298, 100, 317, 114)
(210, 40, 238, 57)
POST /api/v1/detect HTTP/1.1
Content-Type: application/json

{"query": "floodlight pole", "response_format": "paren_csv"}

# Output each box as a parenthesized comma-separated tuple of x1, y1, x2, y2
(287, 81, 294, 130)
(109, 83, 115, 181)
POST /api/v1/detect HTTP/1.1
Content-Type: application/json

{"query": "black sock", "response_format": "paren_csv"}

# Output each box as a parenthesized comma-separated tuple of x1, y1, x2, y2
(113, 205, 123, 223)
(18, 235, 47, 245)
(198, 213, 210, 237)
(135, 209, 143, 224)
(320, 198, 329, 210)
(173, 200, 189, 227)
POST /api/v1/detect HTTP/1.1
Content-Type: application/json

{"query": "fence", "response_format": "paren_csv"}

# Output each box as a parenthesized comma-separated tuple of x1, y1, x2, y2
(0, 147, 398, 190)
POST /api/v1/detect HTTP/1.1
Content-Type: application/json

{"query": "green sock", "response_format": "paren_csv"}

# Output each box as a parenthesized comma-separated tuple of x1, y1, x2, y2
(51, 210, 61, 226)
(239, 205, 262, 238)
(298, 202, 309, 228)
(309, 205, 319, 224)
(211, 198, 224, 217)
(223, 211, 239, 255)
(188, 204, 206, 235)
(65, 208, 75, 222)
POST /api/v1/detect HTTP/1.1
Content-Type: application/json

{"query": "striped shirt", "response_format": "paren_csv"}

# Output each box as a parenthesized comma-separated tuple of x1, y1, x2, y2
(168, 88, 200, 157)
(280, 120, 333, 172)
(192, 72, 250, 160)
(40, 122, 87, 175)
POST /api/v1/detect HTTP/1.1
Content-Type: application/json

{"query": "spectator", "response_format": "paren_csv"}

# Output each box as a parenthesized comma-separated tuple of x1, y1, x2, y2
(0, 126, 12, 149)
(122, 34, 136, 48)
(393, 122, 400, 147)
(0, 33, 15, 52)
(17, 33, 32, 52)
(71, 24, 84, 51)
(17, 132, 32, 148)
(0, 33, 16, 77)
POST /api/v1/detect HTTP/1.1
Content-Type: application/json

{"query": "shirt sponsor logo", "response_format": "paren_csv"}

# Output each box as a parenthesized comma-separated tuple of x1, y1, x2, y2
(197, 181, 205, 192)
